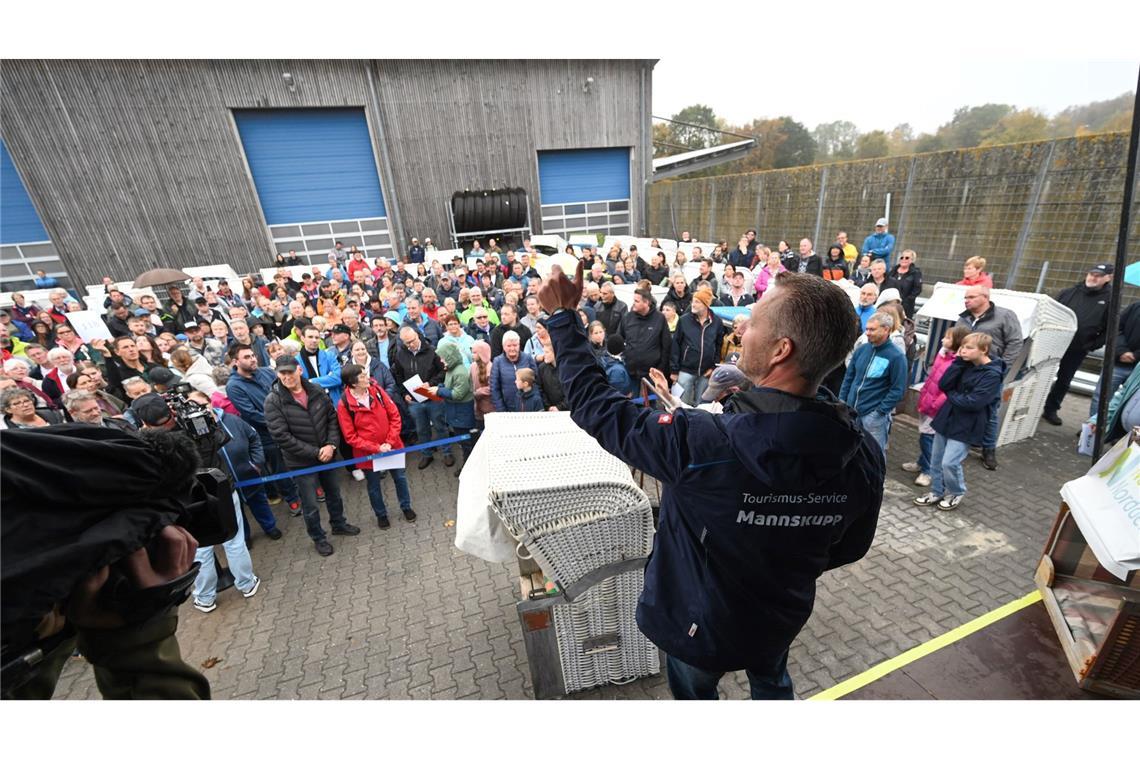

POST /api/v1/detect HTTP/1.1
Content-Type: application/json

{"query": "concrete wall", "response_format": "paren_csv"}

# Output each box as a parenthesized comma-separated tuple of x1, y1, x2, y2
(648, 133, 1140, 297)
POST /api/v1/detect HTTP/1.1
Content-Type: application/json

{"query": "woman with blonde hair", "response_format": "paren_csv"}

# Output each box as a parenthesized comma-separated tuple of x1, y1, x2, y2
(957, 256, 993, 288)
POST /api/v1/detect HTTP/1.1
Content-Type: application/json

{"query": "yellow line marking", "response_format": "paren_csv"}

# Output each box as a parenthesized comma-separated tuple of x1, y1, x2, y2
(808, 589, 1043, 701)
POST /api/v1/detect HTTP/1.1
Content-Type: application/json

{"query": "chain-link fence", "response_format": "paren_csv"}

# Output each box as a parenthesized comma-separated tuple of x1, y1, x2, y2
(649, 133, 1140, 299)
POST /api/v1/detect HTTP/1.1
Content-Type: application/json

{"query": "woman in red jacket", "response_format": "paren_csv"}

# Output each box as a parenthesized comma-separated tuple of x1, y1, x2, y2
(337, 363, 415, 529)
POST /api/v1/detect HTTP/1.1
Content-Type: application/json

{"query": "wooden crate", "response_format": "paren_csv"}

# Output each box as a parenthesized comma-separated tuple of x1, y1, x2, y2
(1034, 503, 1140, 698)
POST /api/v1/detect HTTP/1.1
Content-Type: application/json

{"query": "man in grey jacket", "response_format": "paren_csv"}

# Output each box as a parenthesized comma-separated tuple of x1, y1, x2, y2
(955, 285, 1024, 470)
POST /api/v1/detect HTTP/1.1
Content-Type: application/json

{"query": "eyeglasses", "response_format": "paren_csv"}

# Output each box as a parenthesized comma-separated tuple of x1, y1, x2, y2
(900, 256, 913, 260)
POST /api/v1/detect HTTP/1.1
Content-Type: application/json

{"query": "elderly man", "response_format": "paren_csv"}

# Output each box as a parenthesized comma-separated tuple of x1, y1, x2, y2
(490, 330, 538, 413)
(391, 326, 452, 469)
(63, 389, 134, 432)
(861, 218, 896, 266)
(41, 347, 78, 403)
(955, 285, 1023, 469)
(840, 312, 908, 453)
(1042, 264, 1113, 427)
(595, 283, 629, 337)
(793, 238, 823, 277)
(489, 303, 532, 360)
(671, 289, 727, 406)
(264, 356, 360, 557)
(855, 284, 879, 330)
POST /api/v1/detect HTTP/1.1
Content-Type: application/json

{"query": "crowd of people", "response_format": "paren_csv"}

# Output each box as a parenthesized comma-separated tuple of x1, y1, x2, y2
(0, 217, 1112, 604)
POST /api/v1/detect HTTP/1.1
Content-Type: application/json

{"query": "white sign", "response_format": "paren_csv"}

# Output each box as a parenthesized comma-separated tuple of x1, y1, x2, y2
(1060, 435, 1140, 580)
(67, 311, 113, 343)
(403, 374, 428, 403)
(372, 452, 407, 472)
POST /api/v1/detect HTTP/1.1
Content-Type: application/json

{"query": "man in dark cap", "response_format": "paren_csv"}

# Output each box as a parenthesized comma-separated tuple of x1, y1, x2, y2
(1043, 263, 1114, 426)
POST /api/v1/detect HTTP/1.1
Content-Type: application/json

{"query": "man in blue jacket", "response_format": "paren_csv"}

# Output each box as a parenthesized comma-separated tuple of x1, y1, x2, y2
(297, 325, 343, 404)
(861, 218, 896, 266)
(839, 312, 908, 454)
(539, 264, 884, 700)
(226, 344, 301, 514)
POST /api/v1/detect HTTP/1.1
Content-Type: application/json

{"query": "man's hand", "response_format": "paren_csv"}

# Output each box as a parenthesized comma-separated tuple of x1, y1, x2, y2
(538, 260, 585, 314)
(648, 367, 672, 400)
(318, 444, 336, 462)
(91, 338, 110, 356)
(1122, 351, 1136, 364)
(404, 395, 414, 404)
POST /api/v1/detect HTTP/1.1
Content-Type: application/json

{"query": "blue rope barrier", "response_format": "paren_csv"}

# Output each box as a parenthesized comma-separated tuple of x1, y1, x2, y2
(234, 433, 471, 488)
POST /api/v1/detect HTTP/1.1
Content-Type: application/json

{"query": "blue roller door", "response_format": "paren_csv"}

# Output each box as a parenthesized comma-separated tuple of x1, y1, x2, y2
(234, 108, 386, 225)
(537, 148, 630, 204)
(1, 139, 49, 244)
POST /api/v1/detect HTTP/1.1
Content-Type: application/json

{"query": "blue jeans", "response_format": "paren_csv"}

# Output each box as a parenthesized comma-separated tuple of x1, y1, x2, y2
(193, 495, 257, 606)
(295, 469, 348, 542)
(408, 401, 452, 457)
(677, 371, 709, 407)
(240, 483, 278, 535)
(982, 397, 1001, 449)
(917, 432, 934, 474)
(1090, 364, 1133, 418)
(363, 468, 412, 518)
(263, 440, 299, 503)
(665, 652, 794, 700)
(929, 434, 970, 497)
(859, 410, 892, 453)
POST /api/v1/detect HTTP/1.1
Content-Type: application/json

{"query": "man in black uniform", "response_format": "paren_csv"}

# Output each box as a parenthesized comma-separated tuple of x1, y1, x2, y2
(1042, 263, 1113, 426)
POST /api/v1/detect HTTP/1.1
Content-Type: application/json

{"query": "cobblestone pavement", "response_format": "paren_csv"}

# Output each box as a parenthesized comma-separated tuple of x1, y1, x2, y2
(54, 395, 1094, 700)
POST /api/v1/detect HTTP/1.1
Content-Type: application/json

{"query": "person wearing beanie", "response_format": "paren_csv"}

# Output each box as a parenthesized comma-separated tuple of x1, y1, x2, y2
(670, 286, 727, 405)
(600, 334, 635, 397)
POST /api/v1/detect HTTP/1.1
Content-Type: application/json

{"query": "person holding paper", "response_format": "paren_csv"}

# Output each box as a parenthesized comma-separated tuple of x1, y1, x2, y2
(337, 363, 415, 530)
(392, 326, 453, 470)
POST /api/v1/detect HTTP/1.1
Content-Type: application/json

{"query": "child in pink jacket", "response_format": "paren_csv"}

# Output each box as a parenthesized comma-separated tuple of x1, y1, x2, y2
(902, 326, 970, 487)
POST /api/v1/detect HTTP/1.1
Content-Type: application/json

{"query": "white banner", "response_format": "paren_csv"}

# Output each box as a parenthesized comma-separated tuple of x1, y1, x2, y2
(67, 311, 113, 343)
(1059, 435, 1140, 580)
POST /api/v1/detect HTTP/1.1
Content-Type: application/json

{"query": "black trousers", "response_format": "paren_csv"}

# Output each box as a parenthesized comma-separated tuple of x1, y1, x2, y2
(1044, 344, 1088, 415)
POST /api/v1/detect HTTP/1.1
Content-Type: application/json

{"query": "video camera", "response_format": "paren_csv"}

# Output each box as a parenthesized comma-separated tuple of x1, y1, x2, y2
(161, 382, 220, 441)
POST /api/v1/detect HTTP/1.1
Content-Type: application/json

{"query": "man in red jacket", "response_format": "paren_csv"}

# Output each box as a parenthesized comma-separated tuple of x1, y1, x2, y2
(337, 363, 415, 529)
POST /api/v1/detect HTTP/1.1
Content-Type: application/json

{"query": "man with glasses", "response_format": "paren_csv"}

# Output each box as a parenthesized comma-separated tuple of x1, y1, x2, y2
(391, 326, 452, 469)
(465, 307, 494, 342)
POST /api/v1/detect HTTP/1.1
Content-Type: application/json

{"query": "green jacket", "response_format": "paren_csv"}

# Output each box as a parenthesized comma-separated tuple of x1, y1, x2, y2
(436, 342, 473, 402)
(458, 300, 500, 326)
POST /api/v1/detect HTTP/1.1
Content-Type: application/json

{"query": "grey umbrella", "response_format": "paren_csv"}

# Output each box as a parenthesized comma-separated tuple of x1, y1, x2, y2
(132, 268, 191, 288)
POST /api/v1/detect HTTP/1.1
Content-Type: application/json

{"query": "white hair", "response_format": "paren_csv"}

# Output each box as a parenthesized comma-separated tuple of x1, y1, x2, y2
(868, 312, 895, 331)
(47, 347, 74, 363)
(3, 358, 29, 372)
(502, 330, 520, 345)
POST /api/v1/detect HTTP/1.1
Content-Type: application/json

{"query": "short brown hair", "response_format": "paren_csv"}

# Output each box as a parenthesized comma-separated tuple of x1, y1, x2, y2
(764, 273, 860, 386)
(515, 368, 536, 386)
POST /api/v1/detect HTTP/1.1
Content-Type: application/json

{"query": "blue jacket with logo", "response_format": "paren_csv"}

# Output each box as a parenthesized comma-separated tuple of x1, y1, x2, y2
(839, 340, 907, 418)
(547, 309, 884, 672)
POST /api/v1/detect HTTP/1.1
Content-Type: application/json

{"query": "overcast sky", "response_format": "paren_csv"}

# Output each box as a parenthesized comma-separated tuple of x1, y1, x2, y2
(652, 60, 1138, 135)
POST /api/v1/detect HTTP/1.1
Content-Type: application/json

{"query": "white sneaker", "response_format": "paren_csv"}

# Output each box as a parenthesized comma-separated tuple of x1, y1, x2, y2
(193, 599, 217, 613)
(901, 462, 921, 473)
(241, 576, 261, 599)
(914, 472, 932, 487)
(938, 494, 965, 511)
(351, 469, 365, 481)
(913, 492, 942, 507)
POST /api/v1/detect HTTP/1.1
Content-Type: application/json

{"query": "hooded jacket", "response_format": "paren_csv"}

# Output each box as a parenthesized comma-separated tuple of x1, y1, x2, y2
(618, 303, 671, 378)
(546, 310, 884, 672)
(932, 357, 1005, 445)
(660, 285, 693, 315)
(1054, 282, 1111, 353)
(182, 354, 219, 396)
(435, 341, 476, 429)
(226, 367, 277, 443)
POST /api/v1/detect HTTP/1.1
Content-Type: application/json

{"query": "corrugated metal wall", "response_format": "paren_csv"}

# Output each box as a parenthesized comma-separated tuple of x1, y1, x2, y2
(0, 59, 653, 288)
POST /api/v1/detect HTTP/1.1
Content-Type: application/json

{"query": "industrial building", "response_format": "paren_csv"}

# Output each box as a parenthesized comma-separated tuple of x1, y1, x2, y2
(0, 59, 656, 291)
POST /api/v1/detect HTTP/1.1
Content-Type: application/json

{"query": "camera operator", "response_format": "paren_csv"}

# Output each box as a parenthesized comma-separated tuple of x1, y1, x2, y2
(2, 425, 211, 699)
(133, 393, 261, 613)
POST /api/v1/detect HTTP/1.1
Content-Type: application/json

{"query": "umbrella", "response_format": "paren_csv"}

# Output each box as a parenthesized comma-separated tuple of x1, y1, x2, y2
(1124, 261, 1140, 288)
(133, 268, 191, 288)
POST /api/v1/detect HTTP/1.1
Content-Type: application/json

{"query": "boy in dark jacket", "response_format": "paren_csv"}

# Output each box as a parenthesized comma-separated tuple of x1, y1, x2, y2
(514, 368, 545, 411)
(914, 333, 1004, 512)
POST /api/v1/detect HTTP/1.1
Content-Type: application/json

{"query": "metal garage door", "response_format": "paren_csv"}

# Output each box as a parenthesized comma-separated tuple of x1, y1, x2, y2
(1, 139, 70, 292)
(537, 147, 631, 238)
(233, 108, 393, 265)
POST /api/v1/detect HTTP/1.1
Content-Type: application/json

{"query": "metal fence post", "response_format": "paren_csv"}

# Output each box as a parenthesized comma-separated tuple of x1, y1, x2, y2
(813, 166, 828, 247)
(1005, 141, 1056, 289)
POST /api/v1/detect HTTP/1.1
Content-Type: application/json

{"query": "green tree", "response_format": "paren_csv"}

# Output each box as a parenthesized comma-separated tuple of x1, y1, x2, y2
(652, 122, 676, 158)
(855, 130, 890, 159)
(939, 103, 1015, 148)
(668, 104, 719, 151)
(887, 123, 915, 155)
(913, 132, 944, 153)
(812, 120, 859, 162)
(978, 108, 1049, 146)
(773, 117, 816, 168)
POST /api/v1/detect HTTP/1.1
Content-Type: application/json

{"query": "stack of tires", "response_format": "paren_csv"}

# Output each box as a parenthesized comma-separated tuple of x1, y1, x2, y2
(451, 188, 527, 234)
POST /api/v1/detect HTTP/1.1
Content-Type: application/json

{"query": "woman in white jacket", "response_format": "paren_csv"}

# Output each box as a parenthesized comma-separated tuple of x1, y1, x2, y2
(169, 347, 219, 395)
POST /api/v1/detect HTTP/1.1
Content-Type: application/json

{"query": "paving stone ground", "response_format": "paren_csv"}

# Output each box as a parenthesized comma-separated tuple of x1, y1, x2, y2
(53, 394, 1095, 700)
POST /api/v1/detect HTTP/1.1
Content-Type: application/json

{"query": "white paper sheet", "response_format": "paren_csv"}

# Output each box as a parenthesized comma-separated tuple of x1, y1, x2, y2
(670, 382, 686, 399)
(402, 373, 428, 402)
(1060, 435, 1140, 580)
(67, 311, 113, 343)
(371, 452, 406, 471)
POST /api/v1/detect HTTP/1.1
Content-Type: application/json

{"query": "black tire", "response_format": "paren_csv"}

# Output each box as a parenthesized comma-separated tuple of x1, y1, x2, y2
(514, 188, 527, 228)
(492, 189, 505, 232)
(463, 193, 476, 233)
